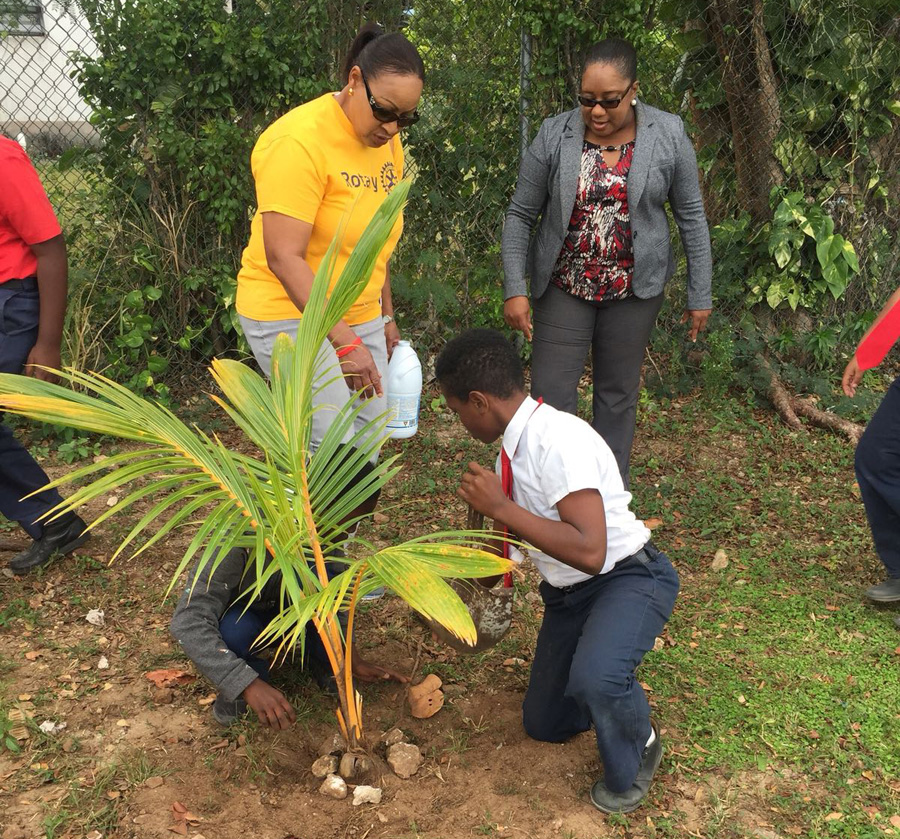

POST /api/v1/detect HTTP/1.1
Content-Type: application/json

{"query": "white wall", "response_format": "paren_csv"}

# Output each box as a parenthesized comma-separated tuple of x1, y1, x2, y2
(0, 1, 99, 143)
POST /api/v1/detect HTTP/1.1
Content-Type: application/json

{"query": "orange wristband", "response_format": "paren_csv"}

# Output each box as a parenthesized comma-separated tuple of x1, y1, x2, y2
(335, 336, 362, 358)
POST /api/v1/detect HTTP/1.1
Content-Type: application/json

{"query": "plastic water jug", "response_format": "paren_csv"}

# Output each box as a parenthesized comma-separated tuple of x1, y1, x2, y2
(386, 341, 422, 439)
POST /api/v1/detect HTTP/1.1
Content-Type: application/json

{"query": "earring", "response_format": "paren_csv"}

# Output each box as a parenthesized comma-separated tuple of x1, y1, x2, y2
(349, 87, 354, 95)
(631, 98, 637, 106)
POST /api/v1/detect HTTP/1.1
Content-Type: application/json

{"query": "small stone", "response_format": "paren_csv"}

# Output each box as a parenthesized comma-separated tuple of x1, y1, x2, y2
(97, 656, 110, 670)
(144, 776, 164, 789)
(311, 755, 339, 778)
(151, 687, 174, 705)
(711, 549, 729, 571)
(317, 732, 346, 757)
(387, 742, 423, 779)
(318, 773, 347, 800)
(86, 609, 105, 626)
(3, 827, 28, 839)
(377, 812, 388, 823)
(352, 785, 382, 806)
(380, 728, 405, 746)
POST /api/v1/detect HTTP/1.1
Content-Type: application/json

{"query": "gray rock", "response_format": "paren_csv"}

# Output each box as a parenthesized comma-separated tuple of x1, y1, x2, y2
(352, 785, 383, 806)
(316, 732, 346, 757)
(311, 754, 339, 778)
(387, 742, 423, 779)
(318, 773, 348, 800)
(380, 727, 405, 746)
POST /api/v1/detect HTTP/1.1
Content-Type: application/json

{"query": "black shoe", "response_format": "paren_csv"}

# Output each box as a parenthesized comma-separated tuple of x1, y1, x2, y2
(212, 694, 248, 725)
(9, 514, 89, 574)
(590, 720, 663, 814)
(865, 578, 900, 603)
(307, 657, 339, 696)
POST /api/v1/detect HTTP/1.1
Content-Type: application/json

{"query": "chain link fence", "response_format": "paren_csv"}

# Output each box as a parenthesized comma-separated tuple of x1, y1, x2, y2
(2, 0, 898, 398)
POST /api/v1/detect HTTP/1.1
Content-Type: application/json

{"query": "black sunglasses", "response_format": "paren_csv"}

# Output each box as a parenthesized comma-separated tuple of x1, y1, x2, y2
(577, 92, 631, 110)
(360, 70, 420, 129)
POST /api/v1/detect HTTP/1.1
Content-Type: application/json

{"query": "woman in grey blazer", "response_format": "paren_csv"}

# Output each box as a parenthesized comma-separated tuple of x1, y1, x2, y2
(502, 38, 712, 484)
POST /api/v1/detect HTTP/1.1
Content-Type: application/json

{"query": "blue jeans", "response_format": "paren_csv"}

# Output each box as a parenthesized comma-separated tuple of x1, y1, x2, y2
(855, 376, 900, 579)
(0, 278, 64, 539)
(522, 544, 679, 793)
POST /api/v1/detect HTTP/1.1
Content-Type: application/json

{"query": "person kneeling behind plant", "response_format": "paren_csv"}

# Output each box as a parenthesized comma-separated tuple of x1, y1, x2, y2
(435, 328, 679, 814)
(170, 447, 406, 728)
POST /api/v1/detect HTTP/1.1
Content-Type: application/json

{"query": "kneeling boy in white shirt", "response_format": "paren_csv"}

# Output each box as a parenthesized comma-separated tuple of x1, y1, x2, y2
(435, 328, 679, 814)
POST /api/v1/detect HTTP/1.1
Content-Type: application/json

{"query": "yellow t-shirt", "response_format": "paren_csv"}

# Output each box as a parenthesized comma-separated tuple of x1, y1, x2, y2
(236, 93, 404, 325)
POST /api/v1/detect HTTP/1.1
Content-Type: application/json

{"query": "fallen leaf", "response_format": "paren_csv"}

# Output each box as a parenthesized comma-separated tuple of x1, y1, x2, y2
(824, 812, 843, 821)
(145, 669, 197, 689)
(24, 650, 43, 661)
(116, 719, 130, 728)
(168, 823, 188, 836)
(891, 815, 900, 829)
(198, 693, 216, 707)
(86, 609, 105, 627)
(172, 801, 188, 814)
(144, 776, 165, 789)
(645, 517, 663, 530)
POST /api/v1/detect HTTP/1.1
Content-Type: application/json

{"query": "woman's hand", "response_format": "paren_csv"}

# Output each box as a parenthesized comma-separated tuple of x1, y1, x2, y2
(242, 679, 296, 730)
(339, 342, 384, 399)
(682, 308, 712, 342)
(385, 319, 401, 360)
(504, 296, 533, 341)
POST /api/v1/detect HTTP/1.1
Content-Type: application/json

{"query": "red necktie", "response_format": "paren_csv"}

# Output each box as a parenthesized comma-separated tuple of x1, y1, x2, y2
(500, 447, 513, 588)
(857, 299, 900, 371)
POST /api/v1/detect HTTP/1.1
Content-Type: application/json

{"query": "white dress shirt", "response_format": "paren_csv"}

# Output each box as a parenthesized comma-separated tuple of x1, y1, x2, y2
(497, 396, 651, 588)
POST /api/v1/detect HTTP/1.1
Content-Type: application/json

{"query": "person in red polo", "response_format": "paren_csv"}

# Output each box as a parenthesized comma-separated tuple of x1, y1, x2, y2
(0, 135, 87, 572)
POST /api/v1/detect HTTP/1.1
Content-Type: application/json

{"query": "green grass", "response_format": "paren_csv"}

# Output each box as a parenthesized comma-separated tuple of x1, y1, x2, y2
(628, 393, 900, 836)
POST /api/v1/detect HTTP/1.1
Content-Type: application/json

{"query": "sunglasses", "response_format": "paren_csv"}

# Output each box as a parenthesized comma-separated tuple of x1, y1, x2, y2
(360, 70, 420, 129)
(577, 91, 631, 110)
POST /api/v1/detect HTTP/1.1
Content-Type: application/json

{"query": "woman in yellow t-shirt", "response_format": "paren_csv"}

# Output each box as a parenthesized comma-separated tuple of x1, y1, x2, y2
(236, 23, 423, 453)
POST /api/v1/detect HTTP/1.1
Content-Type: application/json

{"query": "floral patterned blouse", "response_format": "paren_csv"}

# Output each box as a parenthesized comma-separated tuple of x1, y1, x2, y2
(550, 139, 635, 302)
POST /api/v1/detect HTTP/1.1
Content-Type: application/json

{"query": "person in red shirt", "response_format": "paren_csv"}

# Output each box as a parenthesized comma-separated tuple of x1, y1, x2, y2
(0, 136, 87, 573)
(843, 286, 900, 626)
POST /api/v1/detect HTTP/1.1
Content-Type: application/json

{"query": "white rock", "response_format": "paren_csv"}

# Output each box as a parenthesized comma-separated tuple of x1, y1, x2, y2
(311, 755, 339, 778)
(86, 609, 105, 627)
(318, 773, 347, 800)
(38, 720, 67, 735)
(711, 549, 729, 571)
(387, 742, 423, 779)
(97, 656, 110, 670)
(352, 785, 382, 806)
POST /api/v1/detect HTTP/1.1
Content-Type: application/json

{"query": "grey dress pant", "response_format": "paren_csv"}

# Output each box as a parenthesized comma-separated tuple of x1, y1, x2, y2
(530, 284, 664, 485)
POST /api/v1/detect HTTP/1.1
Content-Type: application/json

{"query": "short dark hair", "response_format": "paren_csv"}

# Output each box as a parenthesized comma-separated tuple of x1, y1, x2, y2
(435, 329, 525, 402)
(341, 23, 425, 85)
(583, 37, 637, 83)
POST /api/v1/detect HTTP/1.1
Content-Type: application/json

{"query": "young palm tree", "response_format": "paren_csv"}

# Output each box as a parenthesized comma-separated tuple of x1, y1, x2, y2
(0, 181, 511, 750)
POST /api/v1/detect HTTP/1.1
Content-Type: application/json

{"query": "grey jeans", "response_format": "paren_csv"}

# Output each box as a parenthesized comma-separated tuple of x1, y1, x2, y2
(238, 314, 388, 459)
(530, 284, 664, 485)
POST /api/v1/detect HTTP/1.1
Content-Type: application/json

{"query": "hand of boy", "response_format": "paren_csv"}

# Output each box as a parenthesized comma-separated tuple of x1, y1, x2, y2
(242, 678, 297, 730)
(458, 462, 508, 522)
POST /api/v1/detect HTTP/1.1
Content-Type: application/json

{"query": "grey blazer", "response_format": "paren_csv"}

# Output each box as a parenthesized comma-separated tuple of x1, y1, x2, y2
(502, 100, 712, 310)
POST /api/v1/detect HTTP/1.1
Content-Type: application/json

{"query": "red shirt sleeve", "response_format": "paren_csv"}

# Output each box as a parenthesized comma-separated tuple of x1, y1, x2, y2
(0, 143, 62, 246)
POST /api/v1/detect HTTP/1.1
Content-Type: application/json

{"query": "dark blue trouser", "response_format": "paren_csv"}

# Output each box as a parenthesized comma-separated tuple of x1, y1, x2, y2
(855, 376, 900, 579)
(219, 604, 337, 681)
(0, 278, 64, 539)
(522, 545, 679, 793)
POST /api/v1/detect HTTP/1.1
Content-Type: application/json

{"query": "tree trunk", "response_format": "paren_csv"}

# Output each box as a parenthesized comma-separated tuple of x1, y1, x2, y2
(707, 0, 783, 223)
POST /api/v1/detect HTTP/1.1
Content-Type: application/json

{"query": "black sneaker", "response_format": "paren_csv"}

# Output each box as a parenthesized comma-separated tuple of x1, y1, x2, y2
(212, 694, 248, 725)
(9, 514, 89, 574)
(865, 578, 900, 603)
(590, 720, 663, 814)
